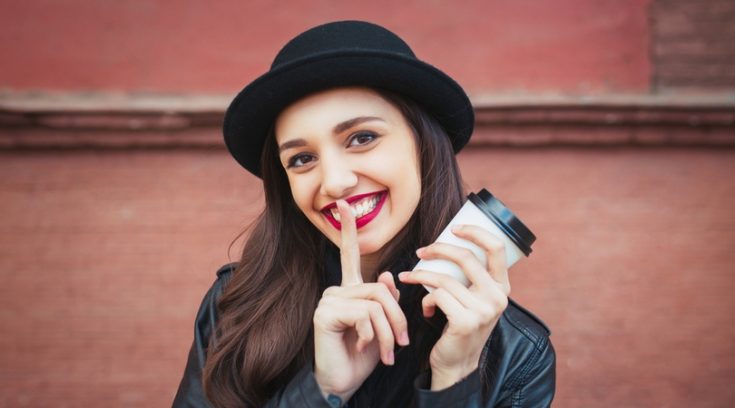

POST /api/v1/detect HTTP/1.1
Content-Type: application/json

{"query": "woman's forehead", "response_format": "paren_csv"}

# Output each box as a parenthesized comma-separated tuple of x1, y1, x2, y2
(274, 87, 400, 142)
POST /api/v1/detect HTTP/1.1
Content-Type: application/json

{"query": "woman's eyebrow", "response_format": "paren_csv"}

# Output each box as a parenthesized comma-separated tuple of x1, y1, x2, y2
(332, 116, 384, 134)
(278, 139, 307, 153)
(278, 116, 385, 153)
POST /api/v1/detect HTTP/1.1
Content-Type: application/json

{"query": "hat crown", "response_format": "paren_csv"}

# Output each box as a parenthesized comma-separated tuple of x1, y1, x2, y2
(271, 21, 416, 69)
(224, 20, 473, 177)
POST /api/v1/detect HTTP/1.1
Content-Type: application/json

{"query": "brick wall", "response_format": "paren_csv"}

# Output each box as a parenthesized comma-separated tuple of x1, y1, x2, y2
(1, 147, 734, 407)
(0, 0, 650, 94)
(2, 0, 735, 407)
(651, 0, 735, 90)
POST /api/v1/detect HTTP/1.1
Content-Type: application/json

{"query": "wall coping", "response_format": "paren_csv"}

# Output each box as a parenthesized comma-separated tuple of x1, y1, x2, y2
(3, 90, 735, 111)
(1, 91, 734, 148)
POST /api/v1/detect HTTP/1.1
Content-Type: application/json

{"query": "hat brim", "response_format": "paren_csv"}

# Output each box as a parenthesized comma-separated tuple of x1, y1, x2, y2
(223, 50, 474, 177)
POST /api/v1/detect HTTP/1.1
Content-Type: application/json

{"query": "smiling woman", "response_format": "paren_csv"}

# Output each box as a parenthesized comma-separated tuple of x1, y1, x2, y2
(275, 88, 422, 261)
(173, 21, 555, 408)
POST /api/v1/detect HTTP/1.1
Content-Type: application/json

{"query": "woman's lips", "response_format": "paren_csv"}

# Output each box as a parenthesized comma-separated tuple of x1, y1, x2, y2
(322, 191, 387, 231)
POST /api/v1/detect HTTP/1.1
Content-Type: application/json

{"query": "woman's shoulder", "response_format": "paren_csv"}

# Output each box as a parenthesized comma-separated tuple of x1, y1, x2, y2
(478, 299, 555, 404)
(502, 298, 551, 347)
(493, 298, 553, 365)
(199, 263, 237, 307)
(191, 263, 238, 343)
(485, 298, 554, 387)
(215, 262, 237, 281)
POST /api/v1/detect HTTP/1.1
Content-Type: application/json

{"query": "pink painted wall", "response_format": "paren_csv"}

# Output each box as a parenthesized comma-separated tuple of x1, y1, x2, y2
(0, 0, 650, 94)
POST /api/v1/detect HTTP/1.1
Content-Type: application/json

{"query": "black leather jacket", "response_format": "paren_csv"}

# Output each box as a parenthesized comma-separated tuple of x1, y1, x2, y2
(173, 264, 555, 407)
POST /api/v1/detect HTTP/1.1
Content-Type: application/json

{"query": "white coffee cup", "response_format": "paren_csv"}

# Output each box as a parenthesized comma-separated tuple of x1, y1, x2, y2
(413, 189, 535, 291)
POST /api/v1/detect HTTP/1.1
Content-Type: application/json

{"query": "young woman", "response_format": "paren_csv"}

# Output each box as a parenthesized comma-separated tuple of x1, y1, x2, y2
(174, 21, 555, 408)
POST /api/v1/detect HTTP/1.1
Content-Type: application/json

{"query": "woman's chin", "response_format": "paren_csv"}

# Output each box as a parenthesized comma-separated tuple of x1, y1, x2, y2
(357, 244, 380, 256)
(357, 236, 388, 257)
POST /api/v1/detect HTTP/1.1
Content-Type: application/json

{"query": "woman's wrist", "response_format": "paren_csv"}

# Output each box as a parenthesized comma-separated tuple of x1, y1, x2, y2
(317, 386, 350, 407)
(429, 362, 478, 391)
(314, 370, 355, 406)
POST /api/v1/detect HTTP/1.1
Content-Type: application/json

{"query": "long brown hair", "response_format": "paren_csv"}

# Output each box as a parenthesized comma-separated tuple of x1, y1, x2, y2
(203, 89, 466, 407)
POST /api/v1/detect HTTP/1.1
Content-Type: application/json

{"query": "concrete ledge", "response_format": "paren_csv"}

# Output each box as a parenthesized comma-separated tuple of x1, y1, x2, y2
(1, 91, 734, 148)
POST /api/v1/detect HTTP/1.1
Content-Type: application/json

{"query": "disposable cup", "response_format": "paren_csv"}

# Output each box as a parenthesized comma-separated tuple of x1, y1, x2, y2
(413, 189, 535, 291)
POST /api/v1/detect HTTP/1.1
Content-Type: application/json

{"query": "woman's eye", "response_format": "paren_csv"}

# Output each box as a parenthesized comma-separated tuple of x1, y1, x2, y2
(347, 131, 378, 147)
(287, 153, 315, 168)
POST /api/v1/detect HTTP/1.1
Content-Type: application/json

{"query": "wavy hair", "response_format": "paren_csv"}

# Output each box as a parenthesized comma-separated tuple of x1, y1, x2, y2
(203, 89, 466, 407)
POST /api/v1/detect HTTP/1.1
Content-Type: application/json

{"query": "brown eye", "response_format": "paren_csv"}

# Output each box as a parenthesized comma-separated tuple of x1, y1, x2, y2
(287, 153, 316, 168)
(347, 131, 378, 147)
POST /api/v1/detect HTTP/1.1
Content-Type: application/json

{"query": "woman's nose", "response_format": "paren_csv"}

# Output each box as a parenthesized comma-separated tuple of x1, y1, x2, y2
(319, 154, 358, 198)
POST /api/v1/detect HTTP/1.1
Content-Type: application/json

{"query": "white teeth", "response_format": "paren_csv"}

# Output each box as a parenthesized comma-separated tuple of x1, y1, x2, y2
(327, 193, 382, 222)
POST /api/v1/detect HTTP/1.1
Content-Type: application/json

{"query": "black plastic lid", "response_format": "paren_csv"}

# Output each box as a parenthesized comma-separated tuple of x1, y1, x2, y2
(467, 189, 536, 256)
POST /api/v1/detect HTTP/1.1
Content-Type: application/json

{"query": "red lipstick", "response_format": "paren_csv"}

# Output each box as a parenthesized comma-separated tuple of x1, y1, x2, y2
(322, 191, 387, 230)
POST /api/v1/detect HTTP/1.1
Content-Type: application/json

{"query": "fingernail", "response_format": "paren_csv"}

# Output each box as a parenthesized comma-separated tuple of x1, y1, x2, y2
(399, 331, 410, 346)
(451, 225, 463, 233)
(398, 272, 409, 280)
(415, 247, 425, 256)
(386, 351, 395, 365)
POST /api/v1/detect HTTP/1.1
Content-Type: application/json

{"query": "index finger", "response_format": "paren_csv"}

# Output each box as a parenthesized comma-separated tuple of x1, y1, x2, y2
(452, 225, 509, 288)
(337, 199, 362, 286)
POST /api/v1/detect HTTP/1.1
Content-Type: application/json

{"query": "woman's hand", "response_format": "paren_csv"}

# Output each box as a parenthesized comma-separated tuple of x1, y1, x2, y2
(313, 200, 410, 402)
(399, 224, 511, 390)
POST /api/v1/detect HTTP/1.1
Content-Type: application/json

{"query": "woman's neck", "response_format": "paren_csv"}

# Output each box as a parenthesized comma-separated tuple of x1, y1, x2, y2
(360, 254, 380, 282)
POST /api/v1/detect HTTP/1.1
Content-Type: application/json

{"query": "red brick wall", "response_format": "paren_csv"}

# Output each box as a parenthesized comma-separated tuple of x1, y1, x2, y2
(0, 0, 650, 94)
(5, 0, 735, 95)
(651, 0, 735, 90)
(1, 147, 734, 407)
(2, 0, 734, 407)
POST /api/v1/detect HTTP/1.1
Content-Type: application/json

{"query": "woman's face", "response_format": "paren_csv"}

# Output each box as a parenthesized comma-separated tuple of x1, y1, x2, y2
(275, 87, 421, 257)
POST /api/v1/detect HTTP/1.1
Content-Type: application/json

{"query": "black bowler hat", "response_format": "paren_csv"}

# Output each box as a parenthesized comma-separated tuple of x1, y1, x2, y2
(223, 20, 475, 177)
